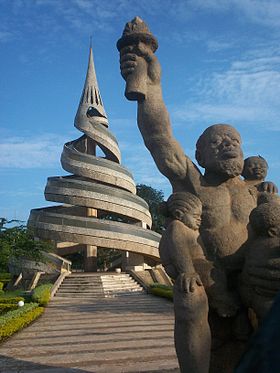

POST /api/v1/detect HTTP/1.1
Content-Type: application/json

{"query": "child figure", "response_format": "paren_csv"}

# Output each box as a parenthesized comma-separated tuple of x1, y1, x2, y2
(159, 192, 211, 373)
(159, 192, 239, 317)
(242, 156, 278, 194)
(241, 199, 280, 323)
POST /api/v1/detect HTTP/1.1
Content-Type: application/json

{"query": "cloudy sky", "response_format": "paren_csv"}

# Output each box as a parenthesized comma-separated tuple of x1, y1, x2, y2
(1, 0, 280, 222)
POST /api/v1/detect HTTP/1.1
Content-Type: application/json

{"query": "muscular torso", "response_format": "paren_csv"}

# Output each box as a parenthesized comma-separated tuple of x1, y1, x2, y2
(172, 159, 257, 269)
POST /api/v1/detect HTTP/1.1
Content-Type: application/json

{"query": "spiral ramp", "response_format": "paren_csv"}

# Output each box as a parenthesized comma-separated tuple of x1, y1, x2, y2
(28, 47, 161, 270)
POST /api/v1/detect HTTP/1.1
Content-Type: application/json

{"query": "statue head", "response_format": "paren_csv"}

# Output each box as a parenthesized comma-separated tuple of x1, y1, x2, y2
(250, 202, 280, 237)
(195, 124, 244, 178)
(166, 192, 202, 230)
(242, 156, 268, 181)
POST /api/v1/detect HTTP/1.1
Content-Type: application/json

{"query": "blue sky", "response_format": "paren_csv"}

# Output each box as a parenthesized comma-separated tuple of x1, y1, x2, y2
(0, 0, 280, 222)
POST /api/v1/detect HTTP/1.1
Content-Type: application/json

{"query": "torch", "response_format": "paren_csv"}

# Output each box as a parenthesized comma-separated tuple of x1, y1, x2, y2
(117, 17, 158, 101)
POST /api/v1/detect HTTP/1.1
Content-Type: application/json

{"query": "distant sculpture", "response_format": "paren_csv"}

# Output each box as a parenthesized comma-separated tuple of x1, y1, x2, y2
(28, 45, 161, 274)
(242, 155, 278, 193)
(118, 17, 279, 372)
(240, 199, 280, 323)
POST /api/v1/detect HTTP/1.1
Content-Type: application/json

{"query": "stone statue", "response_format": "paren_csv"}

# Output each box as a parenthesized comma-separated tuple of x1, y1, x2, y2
(160, 192, 238, 317)
(242, 155, 278, 193)
(240, 199, 280, 324)
(118, 17, 279, 372)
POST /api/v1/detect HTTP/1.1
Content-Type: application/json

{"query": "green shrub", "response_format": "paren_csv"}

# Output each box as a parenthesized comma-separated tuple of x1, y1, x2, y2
(149, 284, 173, 301)
(31, 283, 52, 306)
(150, 283, 173, 291)
(0, 289, 25, 299)
(0, 297, 24, 304)
(0, 273, 11, 283)
(0, 303, 44, 341)
(0, 282, 3, 291)
(0, 303, 18, 314)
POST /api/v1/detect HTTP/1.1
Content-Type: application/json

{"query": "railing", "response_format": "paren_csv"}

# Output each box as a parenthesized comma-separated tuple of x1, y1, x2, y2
(50, 271, 70, 299)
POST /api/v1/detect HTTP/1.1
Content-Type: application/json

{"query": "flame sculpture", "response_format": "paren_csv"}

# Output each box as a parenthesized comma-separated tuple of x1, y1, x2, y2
(28, 47, 161, 270)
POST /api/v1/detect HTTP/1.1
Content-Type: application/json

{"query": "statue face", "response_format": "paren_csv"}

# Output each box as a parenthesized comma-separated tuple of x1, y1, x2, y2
(201, 126, 244, 177)
(243, 157, 268, 181)
(181, 205, 202, 230)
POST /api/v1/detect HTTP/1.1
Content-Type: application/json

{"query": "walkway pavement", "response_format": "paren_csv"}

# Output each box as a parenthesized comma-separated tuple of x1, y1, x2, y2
(0, 292, 179, 372)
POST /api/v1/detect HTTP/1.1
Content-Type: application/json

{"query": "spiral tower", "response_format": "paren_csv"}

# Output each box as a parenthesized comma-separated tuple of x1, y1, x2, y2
(28, 47, 161, 271)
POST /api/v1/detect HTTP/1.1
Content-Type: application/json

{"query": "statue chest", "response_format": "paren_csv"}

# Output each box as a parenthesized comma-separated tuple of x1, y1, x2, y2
(197, 181, 256, 230)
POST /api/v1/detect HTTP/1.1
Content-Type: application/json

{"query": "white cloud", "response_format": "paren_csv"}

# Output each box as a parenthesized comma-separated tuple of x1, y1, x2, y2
(173, 45, 280, 130)
(0, 134, 65, 169)
(187, 0, 280, 29)
(235, 0, 280, 28)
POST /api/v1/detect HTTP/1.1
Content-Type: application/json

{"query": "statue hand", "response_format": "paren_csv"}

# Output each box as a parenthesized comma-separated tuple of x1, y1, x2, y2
(258, 181, 278, 194)
(175, 272, 203, 293)
(120, 42, 161, 85)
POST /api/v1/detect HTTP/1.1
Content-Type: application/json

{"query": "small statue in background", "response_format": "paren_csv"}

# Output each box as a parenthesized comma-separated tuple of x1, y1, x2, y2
(242, 156, 278, 193)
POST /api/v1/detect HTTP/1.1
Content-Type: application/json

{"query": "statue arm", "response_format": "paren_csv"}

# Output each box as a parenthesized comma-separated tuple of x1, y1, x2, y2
(137, 82, 187, 181)
(120, 43, 193, 182)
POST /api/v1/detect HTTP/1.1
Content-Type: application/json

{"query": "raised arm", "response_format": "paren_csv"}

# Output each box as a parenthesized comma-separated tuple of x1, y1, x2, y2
(120, 42, 188, 182)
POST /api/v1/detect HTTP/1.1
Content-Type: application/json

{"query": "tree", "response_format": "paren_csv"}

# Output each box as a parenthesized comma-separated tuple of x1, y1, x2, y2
(136, 184, 165, 233)
(0, 218, 54, 273)
(95, 184, 165, 270)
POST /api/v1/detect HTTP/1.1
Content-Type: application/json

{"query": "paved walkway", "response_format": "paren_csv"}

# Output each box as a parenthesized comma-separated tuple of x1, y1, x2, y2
(0, 293, 179, 372)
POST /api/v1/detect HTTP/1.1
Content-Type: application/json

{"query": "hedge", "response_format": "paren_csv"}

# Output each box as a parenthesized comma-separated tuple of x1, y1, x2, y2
(149, 283, 173, 301)
(150, 283, 173, 291)
(0, 303, 18, 314)
(31, 283, 52, 306)
(150, 287, 173, 300)
(0, 297, 24, 304)
(0, 273, 12, 283)
(0, 289, 25, 299)
(0, 303, 44, 341)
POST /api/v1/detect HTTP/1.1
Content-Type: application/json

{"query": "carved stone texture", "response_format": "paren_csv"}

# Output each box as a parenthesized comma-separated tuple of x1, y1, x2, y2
(117, 16, 158, 101)
(118, 17, 279, 373)
(28, 46, 161, 271)
(242, 155, 278, 193)
(242, 156, 268, 182)
(241, 200, 280, 323)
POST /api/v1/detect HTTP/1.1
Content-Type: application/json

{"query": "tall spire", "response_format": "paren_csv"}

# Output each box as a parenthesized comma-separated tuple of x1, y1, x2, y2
(75, 46, 108, 129)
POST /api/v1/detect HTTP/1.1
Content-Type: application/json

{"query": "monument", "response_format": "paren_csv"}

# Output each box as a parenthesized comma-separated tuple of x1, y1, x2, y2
(28, 45, 161, 272)
(118, 17, 279, 372)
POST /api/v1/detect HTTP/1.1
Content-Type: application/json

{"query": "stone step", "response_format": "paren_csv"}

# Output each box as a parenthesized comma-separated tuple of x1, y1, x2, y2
(58, 291, 144, 299)
(60, 282, 142, 290)
(2, 329, 174, 348)
(55, 272, 145, 300)
(59, 285, 143, 292)
(0, 337, 175, 357)
(0, 345, 177, 367)
(21, 315, 173, 328)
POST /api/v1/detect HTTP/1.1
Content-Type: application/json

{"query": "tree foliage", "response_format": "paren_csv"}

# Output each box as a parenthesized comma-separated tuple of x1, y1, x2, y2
(0, 219, 54, 273)
(136, 184, 165, 233)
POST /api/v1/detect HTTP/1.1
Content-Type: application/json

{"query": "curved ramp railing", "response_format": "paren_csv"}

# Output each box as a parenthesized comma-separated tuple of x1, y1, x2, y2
(28, 47, 161, 263)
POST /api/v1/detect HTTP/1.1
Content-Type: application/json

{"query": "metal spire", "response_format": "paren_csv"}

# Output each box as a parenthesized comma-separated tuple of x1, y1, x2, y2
(75, 43, 108, 129)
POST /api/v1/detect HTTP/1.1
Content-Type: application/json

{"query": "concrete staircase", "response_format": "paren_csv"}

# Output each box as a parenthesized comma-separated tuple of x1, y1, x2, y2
(55, 272, 144, 299)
